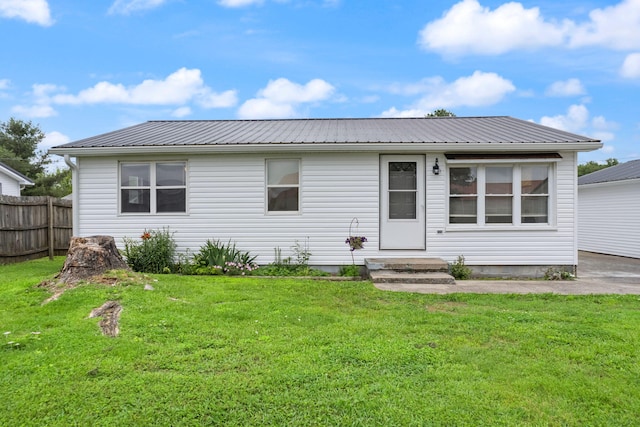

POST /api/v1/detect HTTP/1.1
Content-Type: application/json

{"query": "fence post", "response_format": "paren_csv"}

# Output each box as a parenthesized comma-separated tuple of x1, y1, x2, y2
(48, 196, 54, 260)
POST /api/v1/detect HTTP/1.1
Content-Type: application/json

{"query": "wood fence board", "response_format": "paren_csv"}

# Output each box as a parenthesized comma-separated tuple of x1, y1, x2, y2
(0, 195, 72, 264)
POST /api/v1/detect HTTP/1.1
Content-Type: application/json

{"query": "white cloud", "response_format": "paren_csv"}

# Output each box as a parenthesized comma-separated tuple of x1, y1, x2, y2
(48, 68, 237, 109)
(198, 89, 239, 108)
(620, 52, 640, 78)
(545, 78, 586, 97)
(381, 71, 515, 117)
(0, 78, 9, 90)
(11, 104, 57, 118)
(569, 0, 640, 50)
(41, 131, 70, 171)
(41, 130, 69, 151)
(238, 99, 296, 119)
(238, 78, 335, 119)
(540, 104, 617, 140)
(418, 0, 568, 55)
(108, 0, 167, 15)
(171, 106, 192, 118)
(218, 0, 264, 7)
(418, 0, 640, 56)
(0, 0, 53, 26)
(540, 104, 589, 133)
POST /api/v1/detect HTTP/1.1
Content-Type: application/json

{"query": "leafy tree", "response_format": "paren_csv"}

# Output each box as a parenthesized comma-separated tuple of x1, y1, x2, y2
(577, 158, 618, 176)
(426, 109, 456, 117)
(0, 118, 48, 177)
(0, 117, 71, 196)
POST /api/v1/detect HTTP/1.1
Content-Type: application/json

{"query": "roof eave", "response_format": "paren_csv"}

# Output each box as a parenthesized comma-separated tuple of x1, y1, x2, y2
(49, 141, 603, 157)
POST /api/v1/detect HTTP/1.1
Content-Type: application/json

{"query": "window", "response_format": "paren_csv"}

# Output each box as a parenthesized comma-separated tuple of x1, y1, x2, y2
(521, 165, 549, 224)
(388, 162, 417, 219)
(449, 167, 477, 224)
(266, 159, 299, 212)
(485, 167, 513, 224)
(449, 164, 551, 226)
(120, 162, 186, 214)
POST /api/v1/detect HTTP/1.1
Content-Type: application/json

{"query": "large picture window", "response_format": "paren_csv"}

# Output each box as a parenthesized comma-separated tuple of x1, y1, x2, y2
(120, 161, 186, 214)
(266, 159, 299, 213)
(449, 164, 551, 226)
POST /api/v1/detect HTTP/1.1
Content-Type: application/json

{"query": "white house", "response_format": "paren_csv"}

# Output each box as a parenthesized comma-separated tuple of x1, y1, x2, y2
(0, 161, 34, 196)
(578, 159, 640, 259)
(49, 117, 601, 276)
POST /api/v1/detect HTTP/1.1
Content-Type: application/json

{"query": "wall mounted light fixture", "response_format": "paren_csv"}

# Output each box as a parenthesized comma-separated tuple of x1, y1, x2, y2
(432, 158, 440, 175)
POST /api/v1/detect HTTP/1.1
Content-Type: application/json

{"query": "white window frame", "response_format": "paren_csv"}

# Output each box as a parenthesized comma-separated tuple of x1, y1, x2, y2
(446, 160, 556, 230)
(119, 161, 188, 215)
(265, 159, 301, 215)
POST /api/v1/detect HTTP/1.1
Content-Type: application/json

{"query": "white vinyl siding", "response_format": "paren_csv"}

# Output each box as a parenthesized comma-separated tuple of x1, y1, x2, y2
(74, 151, 578, 266)
(0, 171, 21, 196)
(578, 179, 640, 259)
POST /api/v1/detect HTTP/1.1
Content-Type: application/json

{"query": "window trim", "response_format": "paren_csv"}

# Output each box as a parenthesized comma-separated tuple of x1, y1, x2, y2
(446, 162, 555, 230)
(265, 158, 301, 215)
(119, 160, 188, 215)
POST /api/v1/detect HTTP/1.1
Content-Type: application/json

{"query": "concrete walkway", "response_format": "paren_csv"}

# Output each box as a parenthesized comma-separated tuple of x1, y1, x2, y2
(374, 251, 640, 295)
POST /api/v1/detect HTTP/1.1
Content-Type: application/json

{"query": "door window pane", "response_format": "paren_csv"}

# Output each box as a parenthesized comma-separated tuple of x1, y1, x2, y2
(389, 192, 416, 219)
(389, 162, 417, 190)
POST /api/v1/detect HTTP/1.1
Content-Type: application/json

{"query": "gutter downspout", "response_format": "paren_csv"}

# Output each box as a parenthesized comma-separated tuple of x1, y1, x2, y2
(64, 155, 80, 237)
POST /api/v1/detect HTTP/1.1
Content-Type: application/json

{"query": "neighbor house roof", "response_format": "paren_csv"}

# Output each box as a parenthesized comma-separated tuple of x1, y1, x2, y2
(49, 116, 601, 156)
(578, 158, 640, 185)
(0, 161, 35, 186)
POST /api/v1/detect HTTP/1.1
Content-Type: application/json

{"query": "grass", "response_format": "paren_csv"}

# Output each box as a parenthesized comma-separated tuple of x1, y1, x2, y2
(1, 258, 639, 426)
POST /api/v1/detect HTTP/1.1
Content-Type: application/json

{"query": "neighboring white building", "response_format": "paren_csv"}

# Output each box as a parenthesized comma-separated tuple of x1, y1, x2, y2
(49, 117, 601, 275)
(0, 162, 34, 196)
(578, 159, 640, 259)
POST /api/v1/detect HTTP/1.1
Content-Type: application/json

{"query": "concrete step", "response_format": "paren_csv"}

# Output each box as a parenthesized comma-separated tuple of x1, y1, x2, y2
(369, 270, 456, 285)
(365, 257, 449, 273)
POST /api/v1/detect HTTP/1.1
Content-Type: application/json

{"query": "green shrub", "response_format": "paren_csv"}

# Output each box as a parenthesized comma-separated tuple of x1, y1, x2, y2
(189, 239, 257, 275)
(339, 264, 362, 277)
(123, 228, 177, 273)
(449, 255, 472, 280)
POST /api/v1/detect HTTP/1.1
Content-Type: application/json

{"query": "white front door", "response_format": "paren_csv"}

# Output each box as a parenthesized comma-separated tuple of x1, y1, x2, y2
(380, 155, 426, 250)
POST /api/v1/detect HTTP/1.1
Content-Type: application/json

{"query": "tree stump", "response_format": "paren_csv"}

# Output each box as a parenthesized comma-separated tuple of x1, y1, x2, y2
(56, 236, 130, 284)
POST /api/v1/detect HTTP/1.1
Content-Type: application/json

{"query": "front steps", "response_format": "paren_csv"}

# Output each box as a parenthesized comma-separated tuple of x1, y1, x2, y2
(365, 257, 456, 285)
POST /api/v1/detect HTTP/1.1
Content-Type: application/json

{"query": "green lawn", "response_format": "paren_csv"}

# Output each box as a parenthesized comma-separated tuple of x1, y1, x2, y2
(1, 258, 639, 426)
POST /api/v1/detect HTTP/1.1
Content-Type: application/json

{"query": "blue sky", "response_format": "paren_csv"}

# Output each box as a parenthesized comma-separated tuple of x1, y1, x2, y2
(1, 0, 639, 168)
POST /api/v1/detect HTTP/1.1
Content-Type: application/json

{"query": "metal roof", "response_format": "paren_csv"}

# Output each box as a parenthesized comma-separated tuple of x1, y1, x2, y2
(50, 116, 600, 153)
(578, 158, 640, 185)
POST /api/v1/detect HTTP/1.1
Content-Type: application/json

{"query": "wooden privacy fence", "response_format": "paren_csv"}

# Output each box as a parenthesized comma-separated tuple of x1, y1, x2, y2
(0, 195, 73, 264)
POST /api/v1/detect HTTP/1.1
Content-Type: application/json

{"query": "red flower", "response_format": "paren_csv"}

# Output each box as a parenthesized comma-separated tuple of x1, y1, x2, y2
(141, 232, 151, 240)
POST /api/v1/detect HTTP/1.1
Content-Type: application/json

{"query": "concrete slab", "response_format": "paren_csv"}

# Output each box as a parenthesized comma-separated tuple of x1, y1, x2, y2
(373, 252, 640, 295)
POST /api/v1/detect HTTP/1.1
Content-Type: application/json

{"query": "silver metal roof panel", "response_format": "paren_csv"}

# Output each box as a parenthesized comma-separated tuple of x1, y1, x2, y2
(578, 159, 640, 185)
(51, 116, 600, 150)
